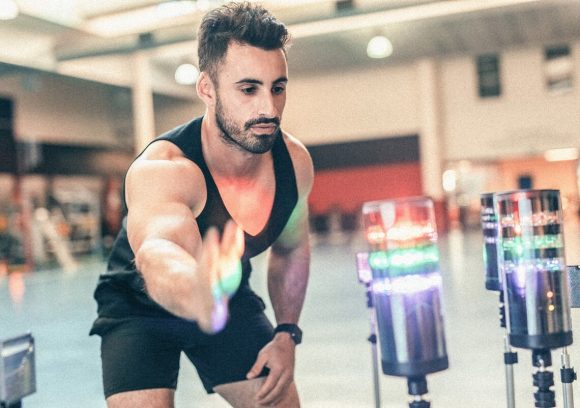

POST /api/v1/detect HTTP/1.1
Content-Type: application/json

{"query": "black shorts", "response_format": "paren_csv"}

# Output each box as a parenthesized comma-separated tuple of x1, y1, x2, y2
(92, 294, 274, 398)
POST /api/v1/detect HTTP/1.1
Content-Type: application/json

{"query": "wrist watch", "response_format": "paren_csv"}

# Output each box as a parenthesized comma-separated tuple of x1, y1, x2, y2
(274, 323, 303, 345)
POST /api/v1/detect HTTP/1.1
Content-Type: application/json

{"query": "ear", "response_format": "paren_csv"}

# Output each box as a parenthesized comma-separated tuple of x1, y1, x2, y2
(196, 72, 216, 107)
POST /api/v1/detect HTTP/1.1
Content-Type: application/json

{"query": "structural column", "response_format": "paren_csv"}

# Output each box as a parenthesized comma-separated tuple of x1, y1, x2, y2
(131, 51, 156, 154)
(416, 58, 447, 230)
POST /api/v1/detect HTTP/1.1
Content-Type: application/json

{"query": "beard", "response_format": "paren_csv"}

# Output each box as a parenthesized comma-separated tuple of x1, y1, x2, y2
(215, 95, 281, 154)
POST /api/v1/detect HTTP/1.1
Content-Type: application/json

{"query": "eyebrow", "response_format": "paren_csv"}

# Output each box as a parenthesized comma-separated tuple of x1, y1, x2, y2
(235, 76, 288, 85)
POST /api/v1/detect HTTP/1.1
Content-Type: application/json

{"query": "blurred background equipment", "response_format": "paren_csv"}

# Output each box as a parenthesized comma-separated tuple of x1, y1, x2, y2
(362, 197, 448, 408)
(0, 333, 36, 408)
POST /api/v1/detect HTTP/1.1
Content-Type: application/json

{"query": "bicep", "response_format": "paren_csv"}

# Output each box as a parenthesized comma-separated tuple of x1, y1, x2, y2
(125, 157, 205, 257)
(127, 202, 201, 257)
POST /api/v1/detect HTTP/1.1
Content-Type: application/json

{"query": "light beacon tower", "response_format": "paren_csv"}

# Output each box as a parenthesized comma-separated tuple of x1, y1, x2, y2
(362, 197, 448, 408)
(496, 189, 574, 408)
(480, 192, 517, 408)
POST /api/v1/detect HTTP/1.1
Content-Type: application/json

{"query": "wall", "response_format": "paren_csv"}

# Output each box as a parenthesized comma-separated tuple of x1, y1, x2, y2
(441, 42, 580, 161)
(153, 94, 204, 135)
(496, 156, 579, 206)
(309, 163, 423, 214)
(284, 63, 420, 145)
(0, 73, 119, 146)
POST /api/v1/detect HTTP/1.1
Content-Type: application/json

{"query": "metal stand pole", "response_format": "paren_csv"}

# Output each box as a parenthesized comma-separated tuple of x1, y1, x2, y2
(560, 347, 576, 408)
(365, 284, 381, 408)
(500, 292, 517, 408)
(503, 334, 517, 408)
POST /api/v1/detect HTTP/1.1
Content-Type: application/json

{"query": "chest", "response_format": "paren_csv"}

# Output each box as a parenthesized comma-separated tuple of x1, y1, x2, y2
(214, 177, 276, 236)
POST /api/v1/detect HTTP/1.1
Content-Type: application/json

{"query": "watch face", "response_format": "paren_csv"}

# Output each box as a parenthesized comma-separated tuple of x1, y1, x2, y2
(276, 324, 302, 344)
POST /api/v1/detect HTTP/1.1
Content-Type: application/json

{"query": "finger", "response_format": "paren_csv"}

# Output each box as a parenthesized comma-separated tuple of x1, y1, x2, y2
(200, 227, 219, 270)
(201, 227, 231, 333)
(217, 221, 243, 297)
(220, 219, 238, 253)
(210, 296, 228, 333)
(246, 353, 269, 380)
(233, 223, 245, 257)
(258, 372, 290, 405)
(256, 369, 281, 400)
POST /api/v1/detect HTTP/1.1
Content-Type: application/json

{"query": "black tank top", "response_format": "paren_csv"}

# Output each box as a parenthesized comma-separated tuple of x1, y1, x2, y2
(92, 116, 298, 320)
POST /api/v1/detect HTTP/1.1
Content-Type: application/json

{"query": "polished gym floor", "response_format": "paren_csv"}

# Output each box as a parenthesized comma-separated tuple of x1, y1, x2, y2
(2, 220, 580, 408)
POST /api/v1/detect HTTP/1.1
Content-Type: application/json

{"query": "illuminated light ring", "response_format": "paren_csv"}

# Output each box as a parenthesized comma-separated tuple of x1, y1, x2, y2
(372, 273, 442, 295)
(366, 225, 386, 246)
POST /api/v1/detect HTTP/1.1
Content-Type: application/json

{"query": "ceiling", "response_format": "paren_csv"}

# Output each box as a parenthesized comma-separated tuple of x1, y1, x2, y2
(2, 0, 580, 99)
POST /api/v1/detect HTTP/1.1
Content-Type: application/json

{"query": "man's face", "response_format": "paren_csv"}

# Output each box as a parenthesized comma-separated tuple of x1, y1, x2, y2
(213, 42, 288, 154)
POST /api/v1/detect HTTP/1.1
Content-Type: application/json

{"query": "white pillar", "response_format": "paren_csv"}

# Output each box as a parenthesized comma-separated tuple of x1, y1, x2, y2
(132, 52, 156, 154)
(416, 58, 444, 201)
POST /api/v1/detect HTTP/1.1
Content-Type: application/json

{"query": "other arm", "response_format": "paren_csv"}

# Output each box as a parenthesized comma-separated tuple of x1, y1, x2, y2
(247, 135, 314, 405)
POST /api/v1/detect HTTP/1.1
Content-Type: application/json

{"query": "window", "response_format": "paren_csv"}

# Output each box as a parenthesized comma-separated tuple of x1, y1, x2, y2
(476, 54, 502, 98)
(544, 44, 573, 94)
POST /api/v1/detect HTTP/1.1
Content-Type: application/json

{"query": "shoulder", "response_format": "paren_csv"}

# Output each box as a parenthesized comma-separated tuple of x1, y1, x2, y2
(282, 132, 314, 199)
(126, 140, 207, 216)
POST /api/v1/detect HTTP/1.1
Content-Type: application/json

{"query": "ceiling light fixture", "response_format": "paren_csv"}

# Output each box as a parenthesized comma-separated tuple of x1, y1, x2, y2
(544, 147, 579, 162)
(0, 0, 19, 20)
(367, 35, 393, 59)
(175, 63, 200, 85)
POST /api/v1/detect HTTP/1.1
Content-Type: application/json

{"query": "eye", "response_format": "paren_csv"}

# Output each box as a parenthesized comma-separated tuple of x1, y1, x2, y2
(272, 85, 286, 95)
(241, 86, 256, 95)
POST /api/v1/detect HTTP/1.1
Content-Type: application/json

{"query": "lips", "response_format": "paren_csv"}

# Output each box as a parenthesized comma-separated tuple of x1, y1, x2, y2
(251, 124, 277, 134)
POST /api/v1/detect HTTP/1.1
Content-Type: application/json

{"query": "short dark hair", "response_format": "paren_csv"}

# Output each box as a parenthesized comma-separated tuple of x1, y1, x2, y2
(197, 2, 290, 82)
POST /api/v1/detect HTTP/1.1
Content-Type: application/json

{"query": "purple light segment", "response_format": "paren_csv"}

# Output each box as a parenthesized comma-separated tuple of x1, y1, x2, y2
(372, 273, 442, 295)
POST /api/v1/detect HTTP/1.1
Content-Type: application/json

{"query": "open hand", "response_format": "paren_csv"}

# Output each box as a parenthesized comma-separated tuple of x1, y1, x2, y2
(196, 220, 244, 333)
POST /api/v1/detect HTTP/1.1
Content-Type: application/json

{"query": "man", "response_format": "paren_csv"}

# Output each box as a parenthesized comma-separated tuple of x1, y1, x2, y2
(90, 2, 313, 407)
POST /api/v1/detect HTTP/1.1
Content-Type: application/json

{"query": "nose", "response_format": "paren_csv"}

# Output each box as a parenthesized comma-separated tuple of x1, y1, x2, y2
(257, 94, 277, 117)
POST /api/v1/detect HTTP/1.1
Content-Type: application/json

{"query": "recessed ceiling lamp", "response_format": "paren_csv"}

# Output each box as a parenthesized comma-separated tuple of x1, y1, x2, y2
(367, 36, 393, 59)
(0, 0, 19, 20)
(175, 63, 200, 85)
(544, 147, 579, 162)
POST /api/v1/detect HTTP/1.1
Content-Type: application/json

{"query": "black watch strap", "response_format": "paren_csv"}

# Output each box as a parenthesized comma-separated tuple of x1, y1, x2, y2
(274, 323, 302, 345)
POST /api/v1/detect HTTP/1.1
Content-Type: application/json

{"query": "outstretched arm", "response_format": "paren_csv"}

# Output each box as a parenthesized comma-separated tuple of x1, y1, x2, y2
(126, 141, 244, 333)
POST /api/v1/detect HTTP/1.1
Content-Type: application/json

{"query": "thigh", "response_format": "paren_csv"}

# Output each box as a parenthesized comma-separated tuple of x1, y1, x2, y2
(214, 379, 300, 408)
(107, 388, 174, 408)
(184, 305, 274, 393)
(98, 318, 183, 398)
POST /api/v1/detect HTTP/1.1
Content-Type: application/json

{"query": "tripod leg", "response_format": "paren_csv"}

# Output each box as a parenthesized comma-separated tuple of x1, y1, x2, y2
(369, 308, 381, 408)
(560, 347, 576, 408)
(503, 334, 517, 408)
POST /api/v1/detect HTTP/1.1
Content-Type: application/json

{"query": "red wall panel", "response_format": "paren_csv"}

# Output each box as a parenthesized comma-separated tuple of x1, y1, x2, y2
(308, 162, 423, 214)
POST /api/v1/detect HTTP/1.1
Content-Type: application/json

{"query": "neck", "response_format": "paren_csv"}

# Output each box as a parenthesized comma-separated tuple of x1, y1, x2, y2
(201, 113, 269, 180)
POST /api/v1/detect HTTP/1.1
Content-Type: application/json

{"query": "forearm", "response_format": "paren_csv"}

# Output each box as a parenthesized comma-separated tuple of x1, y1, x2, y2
(267, 237, 310, 324)
(135, 238, 200, 319)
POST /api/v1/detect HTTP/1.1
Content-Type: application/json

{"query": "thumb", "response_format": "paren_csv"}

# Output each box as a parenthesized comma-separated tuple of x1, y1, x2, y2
(247, 353, 268, 379)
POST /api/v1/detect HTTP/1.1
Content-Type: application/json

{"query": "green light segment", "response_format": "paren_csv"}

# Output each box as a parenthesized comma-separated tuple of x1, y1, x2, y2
(368, 245, 440, 277)
(502, 234, 563, 254)
(369, 251, 389, 269)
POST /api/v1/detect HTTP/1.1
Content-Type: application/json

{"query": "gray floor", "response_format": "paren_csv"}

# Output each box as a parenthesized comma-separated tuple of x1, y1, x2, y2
(2, 221, 580, 408)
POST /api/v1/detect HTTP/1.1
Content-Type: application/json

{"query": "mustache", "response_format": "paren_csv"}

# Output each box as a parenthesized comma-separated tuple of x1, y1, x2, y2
(244, 117, 280, 130)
